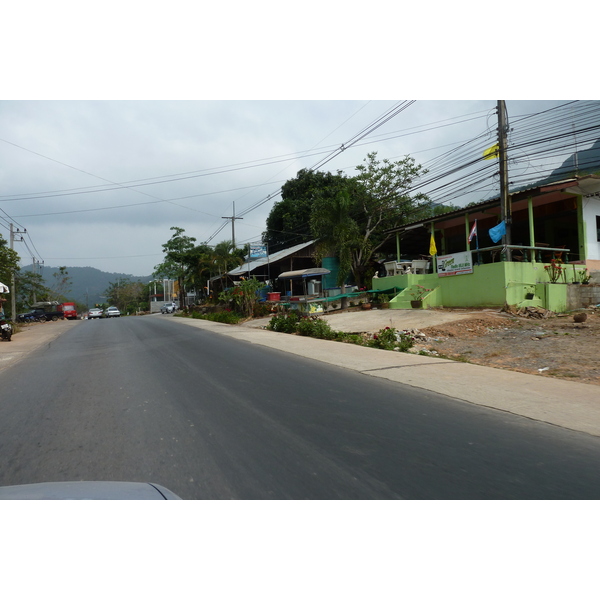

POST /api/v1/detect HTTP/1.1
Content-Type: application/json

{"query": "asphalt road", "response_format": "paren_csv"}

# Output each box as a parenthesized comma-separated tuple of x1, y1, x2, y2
(1, 315, 600, 499)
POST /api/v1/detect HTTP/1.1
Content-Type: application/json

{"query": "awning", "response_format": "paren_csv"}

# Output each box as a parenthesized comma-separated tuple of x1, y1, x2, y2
(278, 268, 330, 279)
(0, 281, 9, 294)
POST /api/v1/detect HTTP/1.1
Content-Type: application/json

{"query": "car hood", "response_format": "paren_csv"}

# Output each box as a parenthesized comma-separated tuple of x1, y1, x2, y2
(0, 481, 181, 500)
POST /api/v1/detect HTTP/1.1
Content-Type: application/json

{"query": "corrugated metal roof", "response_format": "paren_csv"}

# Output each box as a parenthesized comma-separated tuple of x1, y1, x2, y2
(228, 240, 315, 276)
(278, 268, 330, 279)
(386, 176, 593, 234)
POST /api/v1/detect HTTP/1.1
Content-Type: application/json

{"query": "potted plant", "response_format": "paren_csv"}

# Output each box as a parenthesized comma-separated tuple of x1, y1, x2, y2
(377, 293, 390, 309)
(544, 258, 564, 283)
(579, 269, 591, 284)
(409, 285, 431, 308)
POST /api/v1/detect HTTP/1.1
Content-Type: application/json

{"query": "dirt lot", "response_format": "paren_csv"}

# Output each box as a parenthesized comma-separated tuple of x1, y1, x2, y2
(412, 307, 600, 386)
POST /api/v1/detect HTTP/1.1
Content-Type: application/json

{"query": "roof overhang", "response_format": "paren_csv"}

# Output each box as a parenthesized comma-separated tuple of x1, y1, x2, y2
(386, 175, 600, 235)
(278, 268, 331, 279)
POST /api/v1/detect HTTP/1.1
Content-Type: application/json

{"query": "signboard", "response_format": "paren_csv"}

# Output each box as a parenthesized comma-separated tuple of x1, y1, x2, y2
(250, 244, 268, 258)
(437, 251, 473, 277)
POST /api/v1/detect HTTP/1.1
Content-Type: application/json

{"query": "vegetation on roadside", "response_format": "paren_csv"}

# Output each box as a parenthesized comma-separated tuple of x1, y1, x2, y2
(267, 312, 415, 352)
(189, 310, 244, 324)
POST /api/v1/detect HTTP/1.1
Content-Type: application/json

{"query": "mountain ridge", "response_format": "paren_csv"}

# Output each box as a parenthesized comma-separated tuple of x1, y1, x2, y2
(20, 264, 153, 307)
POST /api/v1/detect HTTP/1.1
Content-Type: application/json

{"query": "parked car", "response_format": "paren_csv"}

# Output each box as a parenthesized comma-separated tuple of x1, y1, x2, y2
(88, 308, 103, 319)
(161, 302, 177, 314)
(17, 307, 64, 322)
(104, 306, 121, 318)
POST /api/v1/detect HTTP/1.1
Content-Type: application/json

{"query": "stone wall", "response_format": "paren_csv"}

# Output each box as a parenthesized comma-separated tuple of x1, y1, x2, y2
(567, 283, 600, 310)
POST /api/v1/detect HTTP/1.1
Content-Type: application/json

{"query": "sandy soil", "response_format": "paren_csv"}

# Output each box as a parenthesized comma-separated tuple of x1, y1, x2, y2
(413, 308, 600, 386)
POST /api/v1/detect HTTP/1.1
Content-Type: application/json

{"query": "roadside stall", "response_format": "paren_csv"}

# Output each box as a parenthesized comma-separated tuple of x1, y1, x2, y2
(277, 268, 331, 314)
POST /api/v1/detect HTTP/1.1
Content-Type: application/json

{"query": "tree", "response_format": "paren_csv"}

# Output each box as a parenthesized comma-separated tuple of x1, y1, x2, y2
(219, 277, 265, 317)
(262, 169, 346, 252)
(105, 278, 145, 313)
(49, 266, 72, 302)
(311, 152, 428, 287)
(154, 227, 197, 307)
(15, 270, 51, 311)
(0, 235, 19, 317)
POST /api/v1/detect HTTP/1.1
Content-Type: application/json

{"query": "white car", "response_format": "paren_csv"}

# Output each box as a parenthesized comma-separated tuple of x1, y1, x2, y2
(161, 302, 177, 314)
(88, 308, 103, 319)
(104, 306, 121, 318)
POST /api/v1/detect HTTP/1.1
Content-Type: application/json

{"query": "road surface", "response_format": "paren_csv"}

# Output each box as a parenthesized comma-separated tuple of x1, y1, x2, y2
(1, 315, 599, 499)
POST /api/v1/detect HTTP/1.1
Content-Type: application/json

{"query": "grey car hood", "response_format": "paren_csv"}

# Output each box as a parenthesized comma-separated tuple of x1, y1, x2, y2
(0, 481, 181, 500)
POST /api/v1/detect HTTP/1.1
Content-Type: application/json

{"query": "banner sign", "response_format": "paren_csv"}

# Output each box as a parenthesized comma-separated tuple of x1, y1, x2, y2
(437, 251, 473, 277)
(249, 244, 268, 258)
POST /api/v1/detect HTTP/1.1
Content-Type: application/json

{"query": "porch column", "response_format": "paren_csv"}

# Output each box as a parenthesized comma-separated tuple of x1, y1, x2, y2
(528, 196, 535, 263)
(576, 194, 586, 261)
(396, 232, 401, 262)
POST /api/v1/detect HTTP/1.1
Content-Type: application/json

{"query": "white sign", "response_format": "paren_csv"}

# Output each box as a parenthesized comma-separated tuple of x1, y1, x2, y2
(437, 251, 473, 277)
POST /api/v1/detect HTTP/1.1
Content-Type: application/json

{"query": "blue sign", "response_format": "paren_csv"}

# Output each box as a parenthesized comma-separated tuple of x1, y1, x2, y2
(250, 244, 268, 258)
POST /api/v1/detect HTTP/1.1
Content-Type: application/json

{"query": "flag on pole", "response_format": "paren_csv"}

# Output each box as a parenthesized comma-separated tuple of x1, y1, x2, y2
(429, 232, 437, 256)
(488, 220, 506, 243)
(468, 220, 478, 243)
(483, 143, 499, 160)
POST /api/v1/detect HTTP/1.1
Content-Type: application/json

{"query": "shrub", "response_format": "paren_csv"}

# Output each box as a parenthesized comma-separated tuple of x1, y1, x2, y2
(190, 311, 243, 324)
(267, 312, 301, 333)
(296, 316, 337, 340)
(367, 327, 414, 352)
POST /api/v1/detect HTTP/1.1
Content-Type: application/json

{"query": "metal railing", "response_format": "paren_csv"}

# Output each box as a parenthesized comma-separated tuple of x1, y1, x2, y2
(471, 245, 571, 264)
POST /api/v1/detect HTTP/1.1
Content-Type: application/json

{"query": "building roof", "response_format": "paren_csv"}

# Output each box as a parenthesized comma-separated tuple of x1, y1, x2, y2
(385, 175, 600, 235)
(278, 268, 330, 279)
(229, 240, 315, 276)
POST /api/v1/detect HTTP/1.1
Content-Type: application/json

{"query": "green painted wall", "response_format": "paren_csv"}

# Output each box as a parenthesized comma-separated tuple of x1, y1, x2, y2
(374, 262, 573, 311)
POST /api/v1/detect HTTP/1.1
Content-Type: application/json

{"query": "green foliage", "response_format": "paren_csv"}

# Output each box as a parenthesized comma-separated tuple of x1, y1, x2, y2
(263, 169, 344, 252)
(309, 152, 428, 288)
(15, 270, 52, 311)
(367, 327, 414, 352)
(296, 316, 338, 339)
(190, 310, 243, 324)
(105, 278, 146, 313)
(49, 266, 72, 303)
(267, 312, 301, 333)
(266, 313, 415, 354)
(219, 277, 265, 317)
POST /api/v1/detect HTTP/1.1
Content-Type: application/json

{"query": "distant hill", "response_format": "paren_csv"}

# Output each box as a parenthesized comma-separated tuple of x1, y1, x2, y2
(539, 137, 600, 184)
(510, 137, 600, 195)
(20, 265, 153, 307)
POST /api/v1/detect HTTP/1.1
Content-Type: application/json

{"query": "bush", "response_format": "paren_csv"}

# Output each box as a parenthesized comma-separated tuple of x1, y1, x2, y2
(367, 327, 414, 351)
(296, 316, 337, 340)
(267, 312, 301, 333)
(190, 311, 243, 324)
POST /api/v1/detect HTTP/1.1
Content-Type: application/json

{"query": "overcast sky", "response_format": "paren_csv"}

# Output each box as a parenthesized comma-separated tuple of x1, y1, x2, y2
(2, 99, 581, 276)
(1, 5, 594, 277)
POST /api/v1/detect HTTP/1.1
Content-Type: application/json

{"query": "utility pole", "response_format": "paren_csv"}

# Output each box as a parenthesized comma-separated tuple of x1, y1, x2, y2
(9, 224, 25, 322)
(222, 201, 243, 248)
(497, 100, 511, 261)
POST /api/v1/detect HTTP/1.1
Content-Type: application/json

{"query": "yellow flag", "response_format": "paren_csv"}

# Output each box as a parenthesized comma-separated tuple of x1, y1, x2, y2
(483, 143, 499, 160)
(429, 233, 437, 256)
